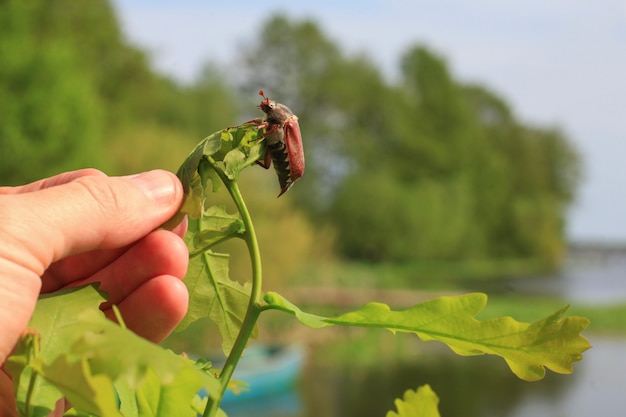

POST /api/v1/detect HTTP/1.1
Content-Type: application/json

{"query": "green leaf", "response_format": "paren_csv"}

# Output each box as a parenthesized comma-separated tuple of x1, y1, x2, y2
(175, 130, 222, 193)
(64, 310, 220, 415)
(162, 122, 265, 229)
(29, 285, 107, 361)
(263, 291, 330, 329)
(6, 285, 107, 416)
(187, 206, 245, 257)
(36, 354, 122, 417)
(265, 292, 590, 381)
(166, 122, 265, 229)
(6, 332, 63, 417)
(178, 250, 255, 354)
(8, 285, 221, 417)
(222, 130, 265, 180)
(131, 367, 206, 417)
(169, 122, 266, 356)
(386, 385, 441, 417)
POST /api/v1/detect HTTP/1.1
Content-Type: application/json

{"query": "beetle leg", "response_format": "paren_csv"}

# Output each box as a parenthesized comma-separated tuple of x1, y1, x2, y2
(243, 117, 264, 125)
(255, 150, 272, 169)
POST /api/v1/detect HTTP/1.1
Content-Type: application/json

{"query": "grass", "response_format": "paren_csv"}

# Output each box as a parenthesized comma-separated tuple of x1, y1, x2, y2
(294, 258, 552, 291)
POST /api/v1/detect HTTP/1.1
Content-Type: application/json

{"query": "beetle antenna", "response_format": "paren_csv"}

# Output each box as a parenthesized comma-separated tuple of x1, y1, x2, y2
(258, 89, 271, 108)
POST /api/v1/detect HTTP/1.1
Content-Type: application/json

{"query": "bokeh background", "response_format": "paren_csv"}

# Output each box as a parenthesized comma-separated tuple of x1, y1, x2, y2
(2, 1, 625, 416)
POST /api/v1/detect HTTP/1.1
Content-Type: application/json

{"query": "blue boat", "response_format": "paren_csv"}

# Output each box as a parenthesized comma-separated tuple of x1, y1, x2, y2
(198, 343, 306, 412)
(220, 343, 306, 404)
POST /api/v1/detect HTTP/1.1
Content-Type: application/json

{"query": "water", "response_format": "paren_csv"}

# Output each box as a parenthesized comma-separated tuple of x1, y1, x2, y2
(508, 337, 626, 417)
(477, 251, 626, 304)
(299, 335, 626, 417)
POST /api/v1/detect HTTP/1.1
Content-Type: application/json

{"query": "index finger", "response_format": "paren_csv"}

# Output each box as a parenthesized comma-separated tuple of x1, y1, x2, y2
(0, 169, 106, 195)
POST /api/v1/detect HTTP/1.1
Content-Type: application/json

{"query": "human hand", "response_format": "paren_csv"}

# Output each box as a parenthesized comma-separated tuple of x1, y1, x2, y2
(0, 169, 189, 414)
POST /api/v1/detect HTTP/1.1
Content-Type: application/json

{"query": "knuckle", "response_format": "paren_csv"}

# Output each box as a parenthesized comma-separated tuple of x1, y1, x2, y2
(73, 176, 130, 215)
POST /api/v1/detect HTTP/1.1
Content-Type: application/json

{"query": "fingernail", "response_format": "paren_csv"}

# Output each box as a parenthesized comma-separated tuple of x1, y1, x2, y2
(125, 170, 178, 205)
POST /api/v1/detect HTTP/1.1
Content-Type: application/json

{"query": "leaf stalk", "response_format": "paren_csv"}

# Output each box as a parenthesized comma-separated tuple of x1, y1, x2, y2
(202, 158, 264, 417)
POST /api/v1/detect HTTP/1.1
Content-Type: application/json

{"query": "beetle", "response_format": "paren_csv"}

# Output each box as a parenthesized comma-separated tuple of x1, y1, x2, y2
(255, 90, 305, 197)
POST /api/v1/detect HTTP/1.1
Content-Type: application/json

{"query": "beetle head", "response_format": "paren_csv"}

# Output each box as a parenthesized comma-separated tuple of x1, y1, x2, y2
(258, 89, 275, 113)
(258, 90, 295, 124)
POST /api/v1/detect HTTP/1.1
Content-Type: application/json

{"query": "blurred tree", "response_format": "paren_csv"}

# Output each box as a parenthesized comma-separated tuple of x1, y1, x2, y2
(0, 0, 105, 184)
(1, 2, 580, 268)
(0, 0, 240, 184)
(240, 15, 581, 267)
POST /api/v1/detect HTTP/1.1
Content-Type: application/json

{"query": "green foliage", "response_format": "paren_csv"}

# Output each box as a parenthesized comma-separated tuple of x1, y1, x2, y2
(0, 0, 105, 185)
(331, 172, 477, 261)
(240, 15, 582, 267)
(6, 285, 220, 417)
(386, 385, 441, 417)
(0, 0, 239, 186)
(3, 5, 590, 417)
(8, 117, 590, 417)
(168, 122, 266, 357)
(1, 3, 581, 269)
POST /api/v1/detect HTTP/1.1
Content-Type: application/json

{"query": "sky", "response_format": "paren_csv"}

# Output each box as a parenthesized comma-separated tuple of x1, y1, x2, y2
(111, 0, 626, 243)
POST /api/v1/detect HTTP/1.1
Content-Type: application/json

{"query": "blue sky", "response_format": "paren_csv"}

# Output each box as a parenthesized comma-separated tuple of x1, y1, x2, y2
(112, 0, 626, 243)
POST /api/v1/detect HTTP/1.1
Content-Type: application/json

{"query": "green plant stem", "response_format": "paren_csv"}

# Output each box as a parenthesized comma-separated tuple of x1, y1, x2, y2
(188, 234, 241, 259)
(203, 161, 264, 417)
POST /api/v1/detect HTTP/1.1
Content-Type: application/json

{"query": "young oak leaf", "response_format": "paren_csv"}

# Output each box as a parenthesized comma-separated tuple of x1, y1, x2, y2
(35, 355, 122, 417)
(177, 250, 255, 355)
(10, 285, 221, 417)
(186, 206, 245, 257)
(4, 285, 109, 417)
(6, 332, 65, 417)
(164, 123, 263, 229)
(27, 284, 107, 361)
(222, 127, 266, 180)
(264, 292, 590, 381)
(68, 309, 221, 413)
(124, 366, 214, 417)
(386, 385, 441, 417)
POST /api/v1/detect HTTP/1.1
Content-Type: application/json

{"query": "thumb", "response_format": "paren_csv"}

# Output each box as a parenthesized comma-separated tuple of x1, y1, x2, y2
(3, 169, 183, 275)
(0, 169, 183, 364)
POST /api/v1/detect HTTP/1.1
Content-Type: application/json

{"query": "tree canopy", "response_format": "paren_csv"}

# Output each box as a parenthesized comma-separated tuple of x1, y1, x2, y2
(240, 15, 581, 266)
(0, 6, 581, 268)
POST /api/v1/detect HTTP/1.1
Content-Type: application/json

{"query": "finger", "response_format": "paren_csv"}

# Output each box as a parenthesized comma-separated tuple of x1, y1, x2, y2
(0, 370, 18, 417)
(104, 275, 189, 343)
(0, 169, 106, 195)
(41, 246, 130, 293)
(1, 170, 183, 277)
(42, 215, 188, 293)
(84, 230, 188, 302)
(170, 215, 188, 239)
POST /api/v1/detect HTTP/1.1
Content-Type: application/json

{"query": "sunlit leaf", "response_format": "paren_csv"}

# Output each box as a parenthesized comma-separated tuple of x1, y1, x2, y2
(131, 367, 207, 417)
(177, 250, 254, 354)
(69, 310, 220, 415)
(37, 355, 122, 417)
(6, 285, 106, 416)
(186, 206, 245, 257)
(386, 385, 441, 417)
(265, 292, 590, 381)
(163, 123, 264, 229)
(29, 285, 106, 361)
(7, 285, 221, 417)
(264, 291, 330, 329)
(6, 332, 62, 417)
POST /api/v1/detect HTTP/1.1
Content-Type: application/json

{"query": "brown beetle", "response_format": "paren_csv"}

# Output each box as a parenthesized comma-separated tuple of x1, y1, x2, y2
(256, 90, 305, 197)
